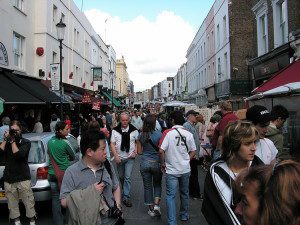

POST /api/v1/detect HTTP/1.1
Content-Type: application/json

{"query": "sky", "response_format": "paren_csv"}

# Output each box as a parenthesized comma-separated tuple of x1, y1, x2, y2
(73, 0, 215, 91)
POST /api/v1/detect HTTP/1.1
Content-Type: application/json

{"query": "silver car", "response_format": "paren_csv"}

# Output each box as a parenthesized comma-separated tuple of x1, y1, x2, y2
(0, 132, 80, 203)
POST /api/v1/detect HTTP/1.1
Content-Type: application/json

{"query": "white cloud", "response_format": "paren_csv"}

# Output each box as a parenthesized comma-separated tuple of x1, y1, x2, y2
(84, 9, 195, 91)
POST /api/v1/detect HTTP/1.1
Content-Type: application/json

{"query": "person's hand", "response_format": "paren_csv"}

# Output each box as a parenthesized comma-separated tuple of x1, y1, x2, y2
(3, 130, 9, 140)
(115, 155, 121, 164)
(130, 152, 137, 159)
(161, 163, 166, 173)
(94, 182, 105, 193)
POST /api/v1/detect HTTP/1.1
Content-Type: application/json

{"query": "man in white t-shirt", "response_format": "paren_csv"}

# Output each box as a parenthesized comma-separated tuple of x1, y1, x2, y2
(159, 111, 196, 225)
(110, 112, 139, 207)
(246, 105, 278, 165)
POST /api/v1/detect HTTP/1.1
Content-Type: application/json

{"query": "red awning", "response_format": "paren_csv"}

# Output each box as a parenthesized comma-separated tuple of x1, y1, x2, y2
(253, 60, 300, 93)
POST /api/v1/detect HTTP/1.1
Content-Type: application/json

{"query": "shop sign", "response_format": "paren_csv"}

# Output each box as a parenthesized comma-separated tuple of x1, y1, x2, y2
(92, 101, 101, 110)
(93, 67, 102, 81)
(82, 93, 91, 103)
(50, 63, 60, 91)
(0, 42, 8, 66)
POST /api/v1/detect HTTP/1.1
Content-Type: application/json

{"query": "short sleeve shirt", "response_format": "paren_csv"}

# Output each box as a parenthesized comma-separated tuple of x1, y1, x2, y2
(160, 125, 196, 175)
(60, 159, 119, 225)
(110, 127, 139, 159)
(255, 138, 278, 165)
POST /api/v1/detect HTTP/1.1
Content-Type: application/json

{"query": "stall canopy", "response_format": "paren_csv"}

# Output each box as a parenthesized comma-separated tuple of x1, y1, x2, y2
(8, 72, 62, 103)
(0, 72, 45, 104)
(253, 60, 300, 93)
(101, 91, 121, 107)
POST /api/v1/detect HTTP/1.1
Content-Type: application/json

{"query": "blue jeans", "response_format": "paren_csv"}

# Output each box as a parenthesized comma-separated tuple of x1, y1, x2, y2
(140, 159, 162, 205)
(116, 158, 135, 200)
(166, 172, 190, 225)
(49, 179, 64, 225)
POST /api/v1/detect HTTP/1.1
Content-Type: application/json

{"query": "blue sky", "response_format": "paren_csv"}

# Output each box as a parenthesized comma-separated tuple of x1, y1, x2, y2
(73, 0, 215, 91)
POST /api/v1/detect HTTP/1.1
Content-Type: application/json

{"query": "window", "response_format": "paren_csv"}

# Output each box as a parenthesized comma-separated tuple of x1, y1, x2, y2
(223, 16, 227, 41)
(218, 58, 221, 81)
(52, 5, 57, 31)
(74, 28, 79, 49)
(13, 32, 24, 69)
(204, 42, 206, 59)
(252, 0, 269, 56)
(211, 31, 214, 52)
(217, 24, 220, 47)
(260, 15, 268, 54)
(279, 1, 287, 44)
(15, 0, 25, 12)
(61, 13, 65, 23)
(200, 45, 203, 62)
(52, 51, 57, 63)
(224, 52, 228, 78)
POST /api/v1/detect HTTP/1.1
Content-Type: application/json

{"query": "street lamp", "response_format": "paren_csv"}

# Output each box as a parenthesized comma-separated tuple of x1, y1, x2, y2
(56, 18, 66, 120)
(109, 70, 114, 109)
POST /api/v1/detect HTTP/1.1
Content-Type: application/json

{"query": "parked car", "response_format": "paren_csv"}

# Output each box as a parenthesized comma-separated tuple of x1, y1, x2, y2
(0, 132, 80, 203)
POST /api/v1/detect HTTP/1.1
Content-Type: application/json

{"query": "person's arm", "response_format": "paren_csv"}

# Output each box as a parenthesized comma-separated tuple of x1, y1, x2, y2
(110, 137, 121, 164)
(159, 148, 166, 172)
(136, 140, 143, 154)
(12, 140, 31, 159)
(0, 131, 9, 151)
(189, 151, 196, 160)
(65, 141, 76, 161)
(113, 185, 122, 209)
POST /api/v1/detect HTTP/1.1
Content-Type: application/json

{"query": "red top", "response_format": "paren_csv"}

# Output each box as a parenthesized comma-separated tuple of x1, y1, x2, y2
(65, 119, 71, 130)
(211, 112, 238, 148)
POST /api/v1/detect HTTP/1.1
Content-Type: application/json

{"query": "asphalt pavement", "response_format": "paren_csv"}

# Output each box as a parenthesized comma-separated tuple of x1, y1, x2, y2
(0, 157, 209, 225)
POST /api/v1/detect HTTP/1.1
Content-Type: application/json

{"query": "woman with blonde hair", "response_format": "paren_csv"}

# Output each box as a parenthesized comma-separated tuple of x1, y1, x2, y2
(202, 120, 263, 225)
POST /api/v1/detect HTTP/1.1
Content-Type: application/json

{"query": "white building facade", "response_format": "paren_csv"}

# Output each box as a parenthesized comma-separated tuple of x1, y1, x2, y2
(186, 0, 230, 106)
(0, 0, 112, 92)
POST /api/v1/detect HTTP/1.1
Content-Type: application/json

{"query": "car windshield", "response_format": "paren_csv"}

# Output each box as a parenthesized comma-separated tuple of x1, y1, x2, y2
(27, 140, 46, 164)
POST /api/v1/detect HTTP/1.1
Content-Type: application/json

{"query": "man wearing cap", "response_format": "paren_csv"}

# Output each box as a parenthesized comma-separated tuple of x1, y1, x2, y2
(246, 105, 278, 165)
(183, 110, 202, 200)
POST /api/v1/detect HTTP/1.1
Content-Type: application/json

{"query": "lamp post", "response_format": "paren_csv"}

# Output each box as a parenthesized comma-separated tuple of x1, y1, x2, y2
(109, 70, 114, 110)
(56, 18, 66, 120)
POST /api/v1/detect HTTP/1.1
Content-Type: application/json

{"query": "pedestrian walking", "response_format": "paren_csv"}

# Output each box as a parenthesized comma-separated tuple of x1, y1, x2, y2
(110, 112, 139, 207)
(60, 130, 123, 225)
(137, 114, 163, 217)
(159, 110, 196, 225)
(0, 120, 36, 225)
(47, 121, 75, 225)
(183, 110, 202, 200)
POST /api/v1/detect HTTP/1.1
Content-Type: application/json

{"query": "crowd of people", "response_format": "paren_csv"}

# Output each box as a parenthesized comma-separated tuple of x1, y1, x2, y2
(0, 101, 299, 225)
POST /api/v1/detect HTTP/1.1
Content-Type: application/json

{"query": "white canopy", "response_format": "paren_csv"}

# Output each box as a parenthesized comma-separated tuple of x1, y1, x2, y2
(162, 101, 195, 107)
(246, 82, 300, 101)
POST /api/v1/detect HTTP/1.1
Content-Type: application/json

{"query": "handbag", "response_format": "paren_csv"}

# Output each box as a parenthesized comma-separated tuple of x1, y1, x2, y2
(48, 149, 65, 189)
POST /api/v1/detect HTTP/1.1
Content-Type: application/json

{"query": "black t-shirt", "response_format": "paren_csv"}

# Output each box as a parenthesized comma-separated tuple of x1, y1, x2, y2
(2, 138, 31, 183)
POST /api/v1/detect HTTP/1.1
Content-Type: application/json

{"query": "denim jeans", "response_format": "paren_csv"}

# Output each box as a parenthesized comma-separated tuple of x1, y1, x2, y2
(165, 172, 190, 225)
(49, 179, 64, 225)
(116, 158, 135, 200)
(140, 159, 162, 205)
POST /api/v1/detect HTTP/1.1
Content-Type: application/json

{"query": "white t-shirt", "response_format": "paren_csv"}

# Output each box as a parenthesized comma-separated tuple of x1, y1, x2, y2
(110, 126, 139, 159)
(160, 125, 196, 175)
(255, 138, 278, 165)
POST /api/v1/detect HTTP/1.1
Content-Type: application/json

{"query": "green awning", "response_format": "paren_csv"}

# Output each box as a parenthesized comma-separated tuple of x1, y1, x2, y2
(0, 97, 4, 115)
(102, 91, 121, 107)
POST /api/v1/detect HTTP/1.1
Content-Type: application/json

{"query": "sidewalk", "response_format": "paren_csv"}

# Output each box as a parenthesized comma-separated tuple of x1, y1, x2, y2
(121, 157, 209, 225)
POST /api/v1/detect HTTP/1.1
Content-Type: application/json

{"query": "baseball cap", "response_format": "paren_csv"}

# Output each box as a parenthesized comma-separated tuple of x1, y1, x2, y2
(246, 105, 271, 127)
(186, 110, 199, 117)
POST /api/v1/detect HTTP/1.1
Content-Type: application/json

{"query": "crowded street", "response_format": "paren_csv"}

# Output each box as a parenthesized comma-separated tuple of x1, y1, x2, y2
(0, 156, 208, 225)
(0, 0, 300, 225)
